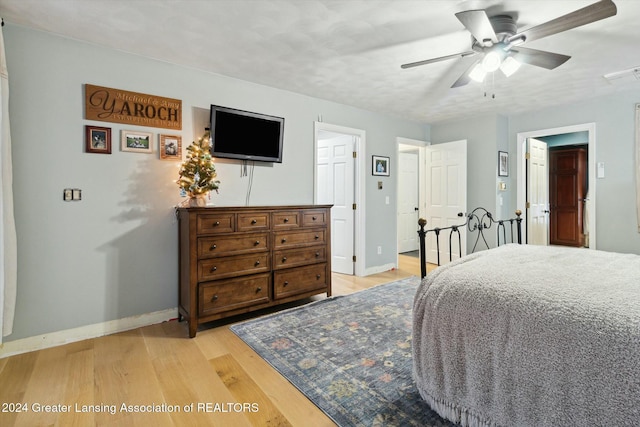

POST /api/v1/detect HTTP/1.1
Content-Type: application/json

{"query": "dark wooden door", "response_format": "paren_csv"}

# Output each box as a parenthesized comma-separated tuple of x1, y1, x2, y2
(549, 147, 587, 247)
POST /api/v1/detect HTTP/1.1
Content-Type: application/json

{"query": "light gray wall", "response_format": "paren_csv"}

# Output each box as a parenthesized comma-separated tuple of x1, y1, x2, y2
(539, 131, 589, 148)
(429, 91, 640, 256)
(509, 91, 640, 254)
(430, 113, 506, 250)
(4, 24, 428, 342)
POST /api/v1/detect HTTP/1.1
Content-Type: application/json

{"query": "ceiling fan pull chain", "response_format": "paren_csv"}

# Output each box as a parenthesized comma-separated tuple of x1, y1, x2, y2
(492, 72, 496, 99)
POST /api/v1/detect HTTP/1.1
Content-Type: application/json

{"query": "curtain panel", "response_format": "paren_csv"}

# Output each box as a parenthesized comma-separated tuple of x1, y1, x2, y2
(636, 104, 640, 233)
(0, 20, 17, 341)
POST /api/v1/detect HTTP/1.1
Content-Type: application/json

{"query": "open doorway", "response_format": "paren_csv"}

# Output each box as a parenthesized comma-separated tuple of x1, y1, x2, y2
(517, 123, 596, 249)
(396, 138, 467, 266)
(396, 138, 427, 260)
(314, 122, 366, 276)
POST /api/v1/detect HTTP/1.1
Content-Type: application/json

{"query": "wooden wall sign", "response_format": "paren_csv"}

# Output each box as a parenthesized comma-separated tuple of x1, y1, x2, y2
(85, 84, 182, 130)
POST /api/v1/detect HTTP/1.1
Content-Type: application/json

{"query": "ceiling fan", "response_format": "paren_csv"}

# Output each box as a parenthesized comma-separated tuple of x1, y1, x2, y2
(401, 0, 617, 88)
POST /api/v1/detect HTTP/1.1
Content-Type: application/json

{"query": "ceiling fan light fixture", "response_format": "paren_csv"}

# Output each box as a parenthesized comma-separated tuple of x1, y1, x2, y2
(500, 56, 521, 77)
(482, 51, 502, 72)
(469, 63, 487, 83)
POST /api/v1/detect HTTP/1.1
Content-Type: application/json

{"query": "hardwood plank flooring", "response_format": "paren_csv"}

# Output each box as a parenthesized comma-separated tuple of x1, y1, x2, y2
(0, 255, 434, 427)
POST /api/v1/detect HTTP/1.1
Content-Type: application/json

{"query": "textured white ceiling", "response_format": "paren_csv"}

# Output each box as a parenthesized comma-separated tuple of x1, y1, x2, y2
(1, 0, 639, 123)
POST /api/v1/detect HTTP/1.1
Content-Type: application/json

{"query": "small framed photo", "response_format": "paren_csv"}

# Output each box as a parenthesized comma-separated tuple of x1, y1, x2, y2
(121, 130, 153, 153)
(372, 155, 390, 176)
(498, 151, 509, 177)
(159, 134, 182, 160)
(85, 125, 111, 154)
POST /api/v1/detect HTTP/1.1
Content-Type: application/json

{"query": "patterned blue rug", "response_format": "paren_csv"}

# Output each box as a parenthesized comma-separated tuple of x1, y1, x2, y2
(230, 276, 456, 426)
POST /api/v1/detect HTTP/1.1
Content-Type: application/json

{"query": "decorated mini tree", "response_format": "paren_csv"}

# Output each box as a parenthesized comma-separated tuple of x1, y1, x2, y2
(177, 131, 220, 205)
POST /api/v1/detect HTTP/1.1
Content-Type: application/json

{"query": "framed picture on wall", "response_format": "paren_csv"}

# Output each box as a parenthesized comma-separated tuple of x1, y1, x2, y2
(372, 155, 390, 176)
(159, 134, 182, 160)
(85, 125, 111, 154)
(498, 151, 509, 177)
(121, 130, 153, 153)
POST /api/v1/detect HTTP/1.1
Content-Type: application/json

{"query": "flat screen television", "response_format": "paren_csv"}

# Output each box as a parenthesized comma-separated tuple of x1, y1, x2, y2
(209, 105, 284, 163)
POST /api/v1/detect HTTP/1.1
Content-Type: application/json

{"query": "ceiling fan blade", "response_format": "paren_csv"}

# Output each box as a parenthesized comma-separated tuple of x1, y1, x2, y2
(511, 46, 571, 70)
(508, 0, 617, 44)
(401, 51, 475, 69)
(451, 58, 481, 88)
(455, 10, 499, 45)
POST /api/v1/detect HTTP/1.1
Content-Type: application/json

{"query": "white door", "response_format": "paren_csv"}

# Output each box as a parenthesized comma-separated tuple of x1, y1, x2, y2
(316, 134, 355, 275)
(527, 138, 549, 245)
(425, 140, 467, 265)
(397, 151, 419, 253)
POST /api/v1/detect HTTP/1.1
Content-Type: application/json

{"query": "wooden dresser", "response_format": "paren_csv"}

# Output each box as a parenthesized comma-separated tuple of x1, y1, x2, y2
(177, 205, 332, 337)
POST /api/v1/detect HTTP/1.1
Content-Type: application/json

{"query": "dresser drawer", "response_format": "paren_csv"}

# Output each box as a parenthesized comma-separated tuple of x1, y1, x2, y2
(301, 209, 328, 227)
(198, 253, 270, 281)
(199, 274, 270, 316)
(197, 213, 235, 234)
(273, 263, 328, 299)
(198, 232, 268, 258)
(273, 246, 326, 269)
(274, 228, 326, 249)
(272, 211, 300, 229)
(237, 212, 270, 231)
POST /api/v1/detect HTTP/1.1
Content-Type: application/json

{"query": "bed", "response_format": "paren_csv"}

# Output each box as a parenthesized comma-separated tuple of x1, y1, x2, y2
(413, 219, 640, 426)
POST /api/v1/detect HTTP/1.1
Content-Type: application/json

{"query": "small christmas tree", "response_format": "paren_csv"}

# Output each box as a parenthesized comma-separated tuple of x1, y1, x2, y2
(177, 131, 220, 198)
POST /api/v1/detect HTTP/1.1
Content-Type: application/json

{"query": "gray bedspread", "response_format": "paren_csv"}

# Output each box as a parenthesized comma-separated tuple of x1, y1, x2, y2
(413, 244, 640, 427)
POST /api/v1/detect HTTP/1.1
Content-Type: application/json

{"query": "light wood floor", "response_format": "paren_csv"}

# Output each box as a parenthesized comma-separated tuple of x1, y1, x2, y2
(0, 255, 432, 427)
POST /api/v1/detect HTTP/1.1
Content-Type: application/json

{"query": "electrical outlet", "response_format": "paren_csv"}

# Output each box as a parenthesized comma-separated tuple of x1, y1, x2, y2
(63, 188, 82, 201)
(377, 246, 382, 255)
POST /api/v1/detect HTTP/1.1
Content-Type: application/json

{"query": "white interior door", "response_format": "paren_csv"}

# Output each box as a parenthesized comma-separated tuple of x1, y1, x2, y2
(425, 140, 467, 265)
(316, 134, 355, 275)
(398, 151, 419, 253)
(527, 137, 549, 245)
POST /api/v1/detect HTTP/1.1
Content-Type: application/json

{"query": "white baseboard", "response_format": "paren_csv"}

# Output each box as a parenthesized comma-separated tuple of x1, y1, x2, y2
(0, 307, 178, 359)
(364, 263, 397, 276)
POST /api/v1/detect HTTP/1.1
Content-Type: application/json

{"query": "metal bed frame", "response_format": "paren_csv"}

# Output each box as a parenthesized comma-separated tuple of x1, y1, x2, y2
(417, 207, 523, 279)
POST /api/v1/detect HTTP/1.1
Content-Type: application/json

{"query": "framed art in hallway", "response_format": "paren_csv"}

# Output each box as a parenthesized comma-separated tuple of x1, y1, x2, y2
(372, 155, 390, 176)
(498, 151, 509, 177)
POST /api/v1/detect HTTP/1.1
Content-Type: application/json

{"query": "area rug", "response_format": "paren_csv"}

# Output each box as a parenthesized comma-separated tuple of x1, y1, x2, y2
(230, 276, 455, 427)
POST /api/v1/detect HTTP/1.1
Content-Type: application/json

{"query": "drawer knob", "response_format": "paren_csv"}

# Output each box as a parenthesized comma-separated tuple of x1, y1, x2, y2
(211, 295, 218, 302)
(210, 266, 217, 272)
(251, 219, 257, 224)
(283, 218, 289, 223)
(282, 257, 287, 262)
(254, 240, 260, 246)
(255, 260, 260, 266)
(210, 244, 217, 250)
(256, 287, 262, 293)
(281, 238, 287, 243)
(283, 281, 289, 287)
(214, 221, 220, 226)
(312, 216, 317, 220)
(314, 235, 319, 239)
(315, 252, 320, 257)
(316, 274, 321, 279)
